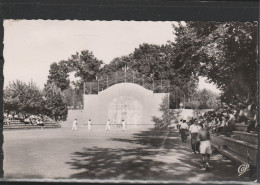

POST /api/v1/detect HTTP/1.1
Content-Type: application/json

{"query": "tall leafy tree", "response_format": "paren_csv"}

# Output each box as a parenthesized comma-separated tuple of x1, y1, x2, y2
(171, 22, 258, 106)
(47, 61, 70, 91)
(69, 50, 103, 82)
(4, 80, 28, 114)
(42, 83, 68, 121)
(4, 80, 43, 116)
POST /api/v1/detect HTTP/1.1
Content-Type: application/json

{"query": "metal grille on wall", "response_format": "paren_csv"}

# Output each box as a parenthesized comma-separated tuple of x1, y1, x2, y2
(83, 71, 170, 94)
(81, 71, 197, 110)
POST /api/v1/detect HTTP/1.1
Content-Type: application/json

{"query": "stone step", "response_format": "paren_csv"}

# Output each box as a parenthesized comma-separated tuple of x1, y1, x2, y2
(9, 122, 25, 125)
(211, 134, 257, 164)
(4, 124, 29, 127)
(7, 121, 57, 125)
(211, 143, 248, 164)
(231, 131, 258, 145)
(234, 124, 248, 132)
(4, 125, 42, 130)
(4, 124, 61, 130)
(43, 125, 61, 129)
(10, 120, 21, 123)
(45, 123, 60, 126)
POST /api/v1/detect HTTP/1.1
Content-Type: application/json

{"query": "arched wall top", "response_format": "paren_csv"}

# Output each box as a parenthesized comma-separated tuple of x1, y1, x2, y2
(98, 83, 154, 103)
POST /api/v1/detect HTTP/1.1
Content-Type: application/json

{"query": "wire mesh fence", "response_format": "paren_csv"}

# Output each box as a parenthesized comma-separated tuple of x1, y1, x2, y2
(68, 71, 201, 110)
(83, 71, 170, 94)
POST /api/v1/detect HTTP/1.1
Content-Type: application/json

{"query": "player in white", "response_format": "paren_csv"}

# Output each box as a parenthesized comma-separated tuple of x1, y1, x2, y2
(72, 119, 77, 131)
(122, 119, 126, 131)
(88, 119, 92, 132)
(106, 119, 111, 131)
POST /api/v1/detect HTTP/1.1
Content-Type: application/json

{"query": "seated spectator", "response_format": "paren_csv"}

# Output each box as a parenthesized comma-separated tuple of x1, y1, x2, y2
(216, 117, 226, 133)
(14, 114, 18, 120)
(8, 114, 13, 121)
(238, 107, 247, 124)
(24, 118, 30, 124)
(247, 120, 257, 133)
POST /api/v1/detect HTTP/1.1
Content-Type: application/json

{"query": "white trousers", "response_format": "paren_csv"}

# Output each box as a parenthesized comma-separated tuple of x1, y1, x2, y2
(72, 124, 77, 131)
(105, 124, 111, 130)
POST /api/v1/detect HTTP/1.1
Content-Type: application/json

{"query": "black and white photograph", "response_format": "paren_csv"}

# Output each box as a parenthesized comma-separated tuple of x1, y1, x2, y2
(2, 20, 258, 183)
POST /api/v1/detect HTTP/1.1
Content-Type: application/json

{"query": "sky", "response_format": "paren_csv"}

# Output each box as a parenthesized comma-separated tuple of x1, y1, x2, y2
(3, 20, 220, 93)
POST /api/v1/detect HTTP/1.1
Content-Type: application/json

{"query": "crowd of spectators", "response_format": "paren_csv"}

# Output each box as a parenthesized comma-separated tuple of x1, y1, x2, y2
(193, 102, 258, 135)
(174, 101, 258, 137)
(4, 113, 48, 126)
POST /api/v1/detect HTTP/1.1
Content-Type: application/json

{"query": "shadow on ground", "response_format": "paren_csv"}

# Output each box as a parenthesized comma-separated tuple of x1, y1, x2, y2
(65, 128, 248, 181)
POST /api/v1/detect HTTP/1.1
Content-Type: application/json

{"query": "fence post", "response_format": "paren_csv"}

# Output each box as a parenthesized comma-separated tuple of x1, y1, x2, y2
(106, 76, 108, 88)
(184, 93, 186, 109)
(83, 82, 85, 94)
(72, 90, 75, 109)
(125, 66, 127, 83)
(175, 91, 177, 109)
(98, 79, 99, 92)
(161, 78, 163, 92)
(153, 78, 154, 92)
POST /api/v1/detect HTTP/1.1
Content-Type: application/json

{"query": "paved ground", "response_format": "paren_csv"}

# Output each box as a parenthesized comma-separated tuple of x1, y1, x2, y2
(3, 125, 249, 182)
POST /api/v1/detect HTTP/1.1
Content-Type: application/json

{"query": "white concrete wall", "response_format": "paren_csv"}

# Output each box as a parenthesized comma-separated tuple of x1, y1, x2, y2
(83, 83, 168, 125)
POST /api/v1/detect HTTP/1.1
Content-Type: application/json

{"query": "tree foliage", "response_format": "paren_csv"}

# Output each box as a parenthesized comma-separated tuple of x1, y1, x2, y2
(153, 95, 181, 129)
(4, 80, 43, 116)
(47, 61, 70, 91)
(185, 89, 220, 109)
(47, 50, 103, 92)
(42, 83, 68, 121)
(68, 50, 103, 82)
(4, 80, 68, 121)
(172, 22, 258, 106)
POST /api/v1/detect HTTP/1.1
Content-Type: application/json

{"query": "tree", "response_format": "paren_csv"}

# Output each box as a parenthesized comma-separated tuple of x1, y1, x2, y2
(42, 83, 68, 121)
(4, 80, 43, 116)
(4, 80, 27, 114)
(171, 22, 258, 107)
(47, 61, 70, 91)
(185, 89, 220, 109)
(153, 95, 181, 129)
(69, 50, 103, 82)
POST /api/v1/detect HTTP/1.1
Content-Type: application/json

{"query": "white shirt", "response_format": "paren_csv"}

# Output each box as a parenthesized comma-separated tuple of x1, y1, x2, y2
(180, 123, 189, 130)
(73, 120, 77, 125)
(189, 124, 201, 133)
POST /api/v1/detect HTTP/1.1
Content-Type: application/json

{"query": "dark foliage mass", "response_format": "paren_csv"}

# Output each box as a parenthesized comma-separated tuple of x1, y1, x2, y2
(172, 22, 258, 107)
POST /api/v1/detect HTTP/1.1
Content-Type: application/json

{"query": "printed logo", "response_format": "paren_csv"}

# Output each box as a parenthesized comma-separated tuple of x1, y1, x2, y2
(238, 163, 249, 176)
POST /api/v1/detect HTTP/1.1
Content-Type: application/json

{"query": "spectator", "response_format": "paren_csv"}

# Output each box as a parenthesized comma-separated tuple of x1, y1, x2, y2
(189, 119, 202, 153)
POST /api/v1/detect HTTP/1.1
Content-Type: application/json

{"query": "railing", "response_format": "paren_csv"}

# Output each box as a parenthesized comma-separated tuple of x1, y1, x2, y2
(83, 71, 170, 94)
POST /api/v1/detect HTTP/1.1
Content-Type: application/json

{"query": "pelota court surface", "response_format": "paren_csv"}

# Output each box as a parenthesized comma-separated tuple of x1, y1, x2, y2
(3, 124, 248, 182)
